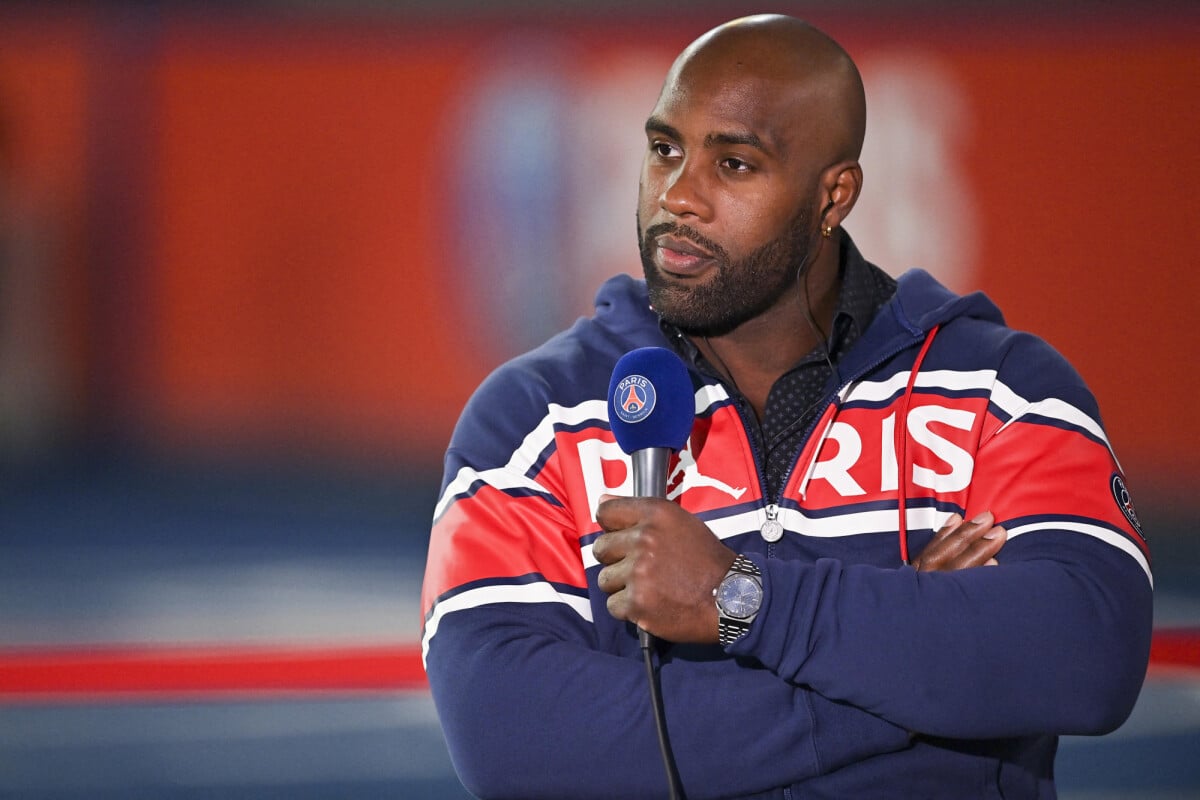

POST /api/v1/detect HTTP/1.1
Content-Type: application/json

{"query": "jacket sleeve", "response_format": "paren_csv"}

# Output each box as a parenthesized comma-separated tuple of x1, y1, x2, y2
(729, 334, 1153, 740)
(421, 370, 912, 799)
(425, 604, 910, 799)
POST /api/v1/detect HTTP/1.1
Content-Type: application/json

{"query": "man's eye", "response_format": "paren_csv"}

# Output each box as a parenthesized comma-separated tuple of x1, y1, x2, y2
(722, 157, 751, 172)
(651, 141, 680, 158)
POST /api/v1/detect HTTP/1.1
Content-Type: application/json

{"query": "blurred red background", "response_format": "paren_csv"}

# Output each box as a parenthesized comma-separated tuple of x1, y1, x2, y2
(1, 6, 1196, 501)
(0, 8, 1196, 797)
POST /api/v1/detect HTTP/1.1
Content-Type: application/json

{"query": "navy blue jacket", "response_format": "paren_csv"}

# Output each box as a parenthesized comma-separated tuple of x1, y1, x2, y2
(422, 266, 1152, 799)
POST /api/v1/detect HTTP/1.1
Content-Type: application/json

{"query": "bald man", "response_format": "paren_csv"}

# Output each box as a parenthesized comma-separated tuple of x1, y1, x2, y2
(422, 15, 1151, 799)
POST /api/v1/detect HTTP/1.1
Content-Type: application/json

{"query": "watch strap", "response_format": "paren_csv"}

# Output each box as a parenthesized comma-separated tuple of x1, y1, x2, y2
(726, 554, 761, 581)
(718, 616, 753, 647)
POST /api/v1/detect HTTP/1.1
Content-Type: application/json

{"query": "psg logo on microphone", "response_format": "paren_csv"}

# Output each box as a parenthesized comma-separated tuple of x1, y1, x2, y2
(614, 374, 656, 424)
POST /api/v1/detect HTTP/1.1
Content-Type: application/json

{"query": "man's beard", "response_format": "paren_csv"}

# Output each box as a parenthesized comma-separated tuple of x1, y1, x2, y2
(638, 206, 818, 337)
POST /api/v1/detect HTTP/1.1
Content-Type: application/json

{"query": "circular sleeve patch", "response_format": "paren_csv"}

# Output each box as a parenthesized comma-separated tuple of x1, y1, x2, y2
(1110, 474, 1145, 540)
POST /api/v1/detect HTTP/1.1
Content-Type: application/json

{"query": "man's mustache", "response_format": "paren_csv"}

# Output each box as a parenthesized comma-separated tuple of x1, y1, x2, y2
(641, 222, 728, 263)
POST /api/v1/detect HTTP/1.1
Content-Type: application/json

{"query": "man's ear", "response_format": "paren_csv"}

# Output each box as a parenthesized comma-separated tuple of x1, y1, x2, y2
(817, 160, 863, 230)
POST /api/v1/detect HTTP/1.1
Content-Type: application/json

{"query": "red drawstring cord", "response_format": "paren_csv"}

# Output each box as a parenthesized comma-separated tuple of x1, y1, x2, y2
(896, 324, 941, 566)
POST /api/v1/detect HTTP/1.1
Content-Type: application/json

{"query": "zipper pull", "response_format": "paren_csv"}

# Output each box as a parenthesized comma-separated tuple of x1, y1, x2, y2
(761, 503, 784, 542)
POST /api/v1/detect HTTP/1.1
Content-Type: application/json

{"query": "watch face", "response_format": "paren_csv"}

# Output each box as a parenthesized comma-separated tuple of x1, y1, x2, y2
(717, 574, 762, 620)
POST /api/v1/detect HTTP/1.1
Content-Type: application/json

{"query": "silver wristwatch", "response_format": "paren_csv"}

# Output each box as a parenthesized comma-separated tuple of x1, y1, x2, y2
(714, 555, 763, 646)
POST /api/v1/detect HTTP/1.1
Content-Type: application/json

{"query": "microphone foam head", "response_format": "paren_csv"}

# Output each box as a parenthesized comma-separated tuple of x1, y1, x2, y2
(608, 347, 694, 454)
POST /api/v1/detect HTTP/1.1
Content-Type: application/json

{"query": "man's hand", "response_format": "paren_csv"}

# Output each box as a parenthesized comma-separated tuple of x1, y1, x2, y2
(593, 494, 735, 644)
(912, 511, 1006, 572)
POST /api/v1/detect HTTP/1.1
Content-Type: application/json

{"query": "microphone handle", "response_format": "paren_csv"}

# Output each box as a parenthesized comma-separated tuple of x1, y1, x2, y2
(631, 448, 671, 498)
(631, 447, 671, 649)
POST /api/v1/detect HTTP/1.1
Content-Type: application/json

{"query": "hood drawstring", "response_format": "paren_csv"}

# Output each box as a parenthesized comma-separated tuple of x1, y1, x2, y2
(897, 324, 941, 566)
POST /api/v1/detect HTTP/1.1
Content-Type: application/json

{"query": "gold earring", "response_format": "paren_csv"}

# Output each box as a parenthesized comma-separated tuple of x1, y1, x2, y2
(822, 225, 833, 238)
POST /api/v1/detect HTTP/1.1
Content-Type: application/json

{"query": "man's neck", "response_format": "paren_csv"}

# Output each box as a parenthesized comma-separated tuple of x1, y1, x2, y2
(693, 247, 841, 420)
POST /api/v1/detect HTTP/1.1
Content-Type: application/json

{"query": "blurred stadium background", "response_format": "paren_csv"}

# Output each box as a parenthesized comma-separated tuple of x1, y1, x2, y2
(1, 1, 1197, 797)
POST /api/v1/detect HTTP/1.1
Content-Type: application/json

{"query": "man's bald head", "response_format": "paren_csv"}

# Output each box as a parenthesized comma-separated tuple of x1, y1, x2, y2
(661, 14, 866, 165)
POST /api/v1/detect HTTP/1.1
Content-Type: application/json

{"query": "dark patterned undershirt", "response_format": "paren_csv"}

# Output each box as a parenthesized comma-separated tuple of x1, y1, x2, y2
(665, 237, 898, 502)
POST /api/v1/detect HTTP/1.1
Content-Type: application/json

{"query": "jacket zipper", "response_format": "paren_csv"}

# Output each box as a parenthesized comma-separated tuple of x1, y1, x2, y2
(730, 332, 931, 556)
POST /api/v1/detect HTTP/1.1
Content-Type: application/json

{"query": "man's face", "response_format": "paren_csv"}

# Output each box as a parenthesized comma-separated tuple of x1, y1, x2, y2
(636, 65, 822, 337)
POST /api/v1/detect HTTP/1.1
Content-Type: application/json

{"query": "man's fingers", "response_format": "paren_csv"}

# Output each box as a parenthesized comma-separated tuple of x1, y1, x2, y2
(595, 494, 661, 532)
(597, 558, 629, 593)
(964, 510, 994, 531)
(591, 529, 631, 565)
(605, 588, 630, 622)
(923, 512, 987, 566)
(915, 511, 1006, 571)
(595, 494, 630, 532)
(955, 525, 1006, 567)
(931, 512, 964, 541)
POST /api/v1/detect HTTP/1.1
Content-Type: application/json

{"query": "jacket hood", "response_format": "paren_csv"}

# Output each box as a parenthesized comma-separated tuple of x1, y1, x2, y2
(892, 268, 1006, 334)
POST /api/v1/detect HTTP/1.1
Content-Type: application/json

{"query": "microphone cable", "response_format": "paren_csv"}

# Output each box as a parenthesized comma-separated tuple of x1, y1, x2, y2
(641, 630, 684, 800)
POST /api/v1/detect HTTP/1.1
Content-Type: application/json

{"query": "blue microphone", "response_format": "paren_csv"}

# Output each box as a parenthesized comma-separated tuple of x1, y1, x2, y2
(608, 347, 695, 499)
(608, 348, 694, 800)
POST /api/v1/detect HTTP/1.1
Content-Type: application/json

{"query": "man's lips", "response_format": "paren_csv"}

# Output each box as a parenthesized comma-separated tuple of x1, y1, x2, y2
(655, 235, 716, 274)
